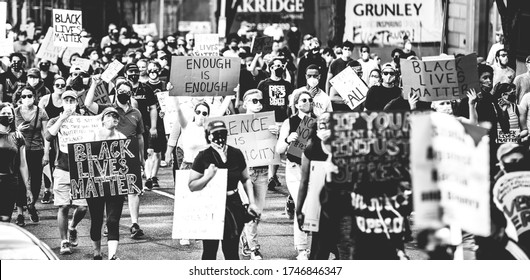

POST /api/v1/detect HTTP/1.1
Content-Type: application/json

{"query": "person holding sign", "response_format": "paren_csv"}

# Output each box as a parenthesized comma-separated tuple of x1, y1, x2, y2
(45, 91, 88, 255)
(189, 120, 259, 260)
(290, 64, 333, 117)
(494, 83, 523, 142)
(0, 103, 31, 225)
(275, 90, 316, 260)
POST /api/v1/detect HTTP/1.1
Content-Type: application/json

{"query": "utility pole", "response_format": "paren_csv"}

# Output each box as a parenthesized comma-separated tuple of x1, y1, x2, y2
(218, 0, 226, 38)
(159, 0, 164, 37)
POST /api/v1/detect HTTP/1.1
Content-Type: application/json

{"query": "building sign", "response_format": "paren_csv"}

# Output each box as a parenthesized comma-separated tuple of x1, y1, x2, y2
(234, 0, 305, 32)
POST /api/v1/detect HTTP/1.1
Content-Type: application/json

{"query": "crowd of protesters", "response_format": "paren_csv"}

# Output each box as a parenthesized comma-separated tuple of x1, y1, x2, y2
(0, 20, 529, 261)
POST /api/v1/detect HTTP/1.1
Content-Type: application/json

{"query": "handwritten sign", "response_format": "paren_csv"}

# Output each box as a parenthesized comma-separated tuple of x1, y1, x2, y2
(71, 57, 91, 72)
(156, 91, 178, 132)
(497, 129, 520, 144)
(401, 53, 479, 102)
(36, 27, 63, 64)
(132, 23, 158, 37)
(67, 138, 142, 199)
(58, 115, 100, 153)
(0, 2, 6, 40)
(169, 56, 240, 96)
(330, 111, 410, 186)
(101, 60, 124, 83)
(193, 34, 220, 56)
(206, 111, 280, 167)
(53, 9, 83, 47)
(93, 83, 110, 105)
(287, 116, 316, 159)
(329, 67, 368, 110)
(301, 161, 326, 232)
(172, 169, 227, 240)
(410, 112, 491, 236)
(251, 36, 273, 54)
(494, 171, 530, 238)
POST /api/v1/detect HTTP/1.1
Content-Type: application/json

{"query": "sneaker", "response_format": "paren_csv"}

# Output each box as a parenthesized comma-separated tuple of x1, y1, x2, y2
(250, 249, 263, 260)
(103, 225, 108, 237)
(93, 255, 103, 260)
(240, 234, 251, 257)
(286, 195, 295, 220)
(160, 160, 168, 167)
(296, 250, 309, 260)
(130, 223, 144, 239)
(110, 255, 120, 260)
(41, 190, 52, 204)
(145, 178, 153, 190)
(267, 175, 281, 191)
(60, 240, 73, 255)
(179, 239, 190, 245)
(16, 214, 25, 227)
(69, 229, 78, 247)
(28, 205, 39, 223)
(152, 177, 160, 188)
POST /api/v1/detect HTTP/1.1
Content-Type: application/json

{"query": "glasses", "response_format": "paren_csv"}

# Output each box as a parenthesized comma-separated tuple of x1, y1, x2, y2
(54, 83, 66, 88)
(105, 113, 119, 119)
(195, 110, 208, 116)
(250, 98, 263, 104)
(148, 69, 159, 74)
(382, 71, 395, 76)
(117, 89, 131, 95)
(343, 48, 352, 51)
(300, 98, 313, 103)
(20, 94, 33, 99)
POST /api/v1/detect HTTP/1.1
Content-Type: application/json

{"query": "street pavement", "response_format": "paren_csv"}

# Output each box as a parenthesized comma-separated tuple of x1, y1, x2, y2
(16, 164, 429, 260)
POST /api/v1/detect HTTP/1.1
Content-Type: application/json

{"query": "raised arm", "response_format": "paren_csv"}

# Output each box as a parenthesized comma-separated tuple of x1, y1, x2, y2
(84, 75, 102, 114)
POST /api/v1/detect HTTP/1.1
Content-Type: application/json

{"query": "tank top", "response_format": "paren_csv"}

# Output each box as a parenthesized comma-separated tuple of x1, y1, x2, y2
(45, 94, 63, 119)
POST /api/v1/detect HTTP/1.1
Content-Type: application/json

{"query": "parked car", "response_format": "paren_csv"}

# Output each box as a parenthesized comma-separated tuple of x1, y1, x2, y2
(0, 223, 58, 260)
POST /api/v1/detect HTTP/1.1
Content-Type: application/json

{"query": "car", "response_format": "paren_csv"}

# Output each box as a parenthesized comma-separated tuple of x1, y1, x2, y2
(0, 223, 58, 260)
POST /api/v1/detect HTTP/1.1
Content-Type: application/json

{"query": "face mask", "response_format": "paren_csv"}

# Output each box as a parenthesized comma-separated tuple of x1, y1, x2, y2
(128, 74, 140, 84)
(149, 71, 159, 80)
(103, 118, 118, 129)
(0, 116, 12, 127)
(298, 100, 311, 113)
(70, 76, 84, 91)
(503, 159, 529, 173)
(274, 67, 284, 77)
(22, 97, 34, 107)
(230, 45, 238, 51)
(307, 77, 319, 88)
(117, 93, 130, 104)
(211, 131, 228, 149)
(39, 63, 50, 72)
(168, 42, 177, 48)
(28, 79, 39, 87)
(11, 61, 22, 71)
(63, 103, 76, 113)
(383, 74, 395, 85)
(316, 129, 331, 142)
(246, 101, 263, 113)
(507, 94, 516, 103)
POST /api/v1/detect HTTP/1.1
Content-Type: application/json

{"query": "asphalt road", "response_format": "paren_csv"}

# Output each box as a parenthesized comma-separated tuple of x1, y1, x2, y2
(16, 164, 429, 260)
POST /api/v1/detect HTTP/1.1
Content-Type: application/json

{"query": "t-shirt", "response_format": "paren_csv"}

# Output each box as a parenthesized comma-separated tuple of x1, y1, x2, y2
(131, 82, 157, 127)
(179, 122, 208, 163)
(514, 72, 530, 104)
(15, 106, 49, 150)
(0, 131, 25, 174)
(357, 59, 379, 84)
(291, 86, 332, 117)
(493, 65, 515, 86)
(304, 138, 328, 161)
(328, 57, 351, 77)
(191, 146, 247, 192)
(0, 69, 27, 103)
(257, 78, 293, 122)
(519, 93, 530, 129)
(364, 85, 401, 111)
(98, 104, 145, 137)
(239, 69, 268, 102)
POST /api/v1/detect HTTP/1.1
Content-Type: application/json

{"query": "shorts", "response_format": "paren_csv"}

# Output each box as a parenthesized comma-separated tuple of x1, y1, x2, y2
(53, 169, 87, 207)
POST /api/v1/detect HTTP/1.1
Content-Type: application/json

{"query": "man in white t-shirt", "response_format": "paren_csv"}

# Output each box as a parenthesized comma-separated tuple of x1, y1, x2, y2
(290, 64, 332, 117)
(357, 44, 378, 84)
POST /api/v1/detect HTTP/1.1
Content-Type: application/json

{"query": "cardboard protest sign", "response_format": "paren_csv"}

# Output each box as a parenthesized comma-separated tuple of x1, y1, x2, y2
(156, 91, 178, 132)
(93, 83, 110, 105)
(0, 39, 13, 57)
(71, 57, 91, 72)
(101, 60, 124, 83)
(53, 9, 83, 47)
(67, 138, 143, 200)
(401, 53, 480, 102)
(36, 27, 63, 64)
(193, 34, 220, 56)
(169, 56, 240, 96)
(329, 67, 369, 110)
(132, 23, 158, 37)
(206, 111, 280, 167)
(251, 36, 273, 54)
(287, 116, 316, 159)
(172, 169, 227, 240)
(494, 171, 530, 238)
(497, 129, 520, 144)
(329, 111, 410, 185)
(301, 161, 326, 232)
(58, 115, 100, 153)
(410, 112, 491, 236)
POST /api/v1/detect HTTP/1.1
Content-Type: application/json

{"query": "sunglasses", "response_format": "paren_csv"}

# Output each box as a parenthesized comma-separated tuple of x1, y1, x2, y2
(117, 89, 131, 95)
(54, 83, 66, 88)
(148, 69, 159, 73)
(300, 98, 313, 103)
(20, 94, 33, 99)
(382, 72, 395, 76)
(306, 74, 320, 78)
(195, 110, 208, 116)
(105, 113, 119, 119)
(249, 98, 263, 104)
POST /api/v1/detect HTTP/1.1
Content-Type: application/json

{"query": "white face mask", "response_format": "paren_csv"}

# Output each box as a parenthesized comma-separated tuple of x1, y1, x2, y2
(63, 103, 76, 113)
(22, 97, 34, 107)
(316, 129, 331, 142)
(307, 77, 319, 88)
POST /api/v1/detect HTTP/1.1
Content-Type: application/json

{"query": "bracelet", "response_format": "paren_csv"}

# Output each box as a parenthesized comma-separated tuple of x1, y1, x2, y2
(285, 138, 290, 144)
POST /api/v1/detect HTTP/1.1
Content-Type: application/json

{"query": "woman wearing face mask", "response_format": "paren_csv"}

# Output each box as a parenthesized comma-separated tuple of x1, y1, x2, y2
(88, 107, 126, 260)
(495, 83, 521, 136)
(189, 120, 259, 259)
(275, 91, 316, 260)
(367, 69, 382, 88)
(0, 103, 31, 224)
(430, 89, 479, 125)
(16, 68, 51, 104)
(13, 88, 50, 226)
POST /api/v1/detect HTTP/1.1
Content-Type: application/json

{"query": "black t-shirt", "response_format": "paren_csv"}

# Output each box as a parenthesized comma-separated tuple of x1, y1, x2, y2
(364, 85, 401, 111)
(132, 82, 157, 127)
(257, 78, 293, 122)
(239, 69, 268, 102)
(191, 146, 247, 192)
(304, 138, 328, 161)
(146, 80, 166, 135)
(0, 69, 27, 103)
(329, 58, 352, 77)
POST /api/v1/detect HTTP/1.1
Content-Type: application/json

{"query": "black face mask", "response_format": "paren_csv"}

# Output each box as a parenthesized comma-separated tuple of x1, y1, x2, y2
(507, 94, 517, 103)
(117, 93, 130, 104)
(503, 159, 530, 173)
(211, 131, 228, 148)
(70, 76, 84, 91)
(274, 68, 284, 77)
(0, 116, 12, 127)
(230, 45, 238, 51)
(168, 42, 177, 48)
(39, 63, 50, 72)
(11, 61, 22, 71)
(128, 74, 140, 84)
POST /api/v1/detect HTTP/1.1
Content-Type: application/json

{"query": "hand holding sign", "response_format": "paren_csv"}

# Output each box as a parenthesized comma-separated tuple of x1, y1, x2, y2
(268, 124, 280, 135)
(287, 132, 298, 143)
(408, 91, 419, 110)
(204, 164, 218, 180)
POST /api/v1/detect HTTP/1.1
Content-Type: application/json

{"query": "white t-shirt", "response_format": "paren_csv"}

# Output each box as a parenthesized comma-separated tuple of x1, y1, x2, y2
(178, 121, 208, 164)
(290, 86, 333, 117)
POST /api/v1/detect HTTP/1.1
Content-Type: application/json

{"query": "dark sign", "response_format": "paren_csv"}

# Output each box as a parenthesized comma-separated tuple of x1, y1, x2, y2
(330, 111, 411, 186)
(68, 138, 143, 199)
(251, 36, 274, 54)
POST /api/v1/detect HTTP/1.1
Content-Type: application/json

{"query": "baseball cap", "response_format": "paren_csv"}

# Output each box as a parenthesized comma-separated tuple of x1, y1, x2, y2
(62, 90, 78, 100)
(101, 107, 120, 120)
(207, 120, 227, 134)
(124, 63, 139, 73)
(303, 34, 313, 41)
(27, 68, 40, 78)
(381, 63, 397, 72)
(497, 143, 525, 162)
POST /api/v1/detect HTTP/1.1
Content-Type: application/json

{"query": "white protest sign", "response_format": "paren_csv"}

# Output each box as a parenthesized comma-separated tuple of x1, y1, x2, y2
(193, 34, 220, 56)
(207, 111, 280, 167)
(132, 23, 158, 37)
(0, 39, 13, 57)
(410, 112, 491, 236)
(494, 171, 530, 238)
(101, 60, 124, 83)
(71, 57, 91, 72)
(0, 2, 6, 39)
(172, 169, 227, 240)
(53, 9, 83, 47)
(36, 27, 63, 64)
(301, 161, 326, 232)
(497, 129, 520, 144)
(329, 67, 368, 110)
(156, 91, 178, 132)
(58, 115, 100, 153)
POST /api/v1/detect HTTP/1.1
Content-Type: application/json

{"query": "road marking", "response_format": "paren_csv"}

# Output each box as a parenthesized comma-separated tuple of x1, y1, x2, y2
(151, 189, 175, 199)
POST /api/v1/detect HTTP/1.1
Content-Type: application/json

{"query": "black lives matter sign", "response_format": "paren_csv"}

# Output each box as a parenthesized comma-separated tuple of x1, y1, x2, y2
(330, 111, 410, 186)
(53, 9, 83, 47)
(68, 138, 143, 199)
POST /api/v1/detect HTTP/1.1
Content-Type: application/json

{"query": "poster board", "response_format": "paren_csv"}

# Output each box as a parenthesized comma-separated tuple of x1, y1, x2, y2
(193, 34, 220, 56)
(36, 27, 63, 64)
(156, 91, 178, 133)
(67, 138, 142, 199)
(172, 169, 227, 240)
(101, 60, 124, 83)
(329, 67, 369, 110)
(57, 115, 100, 153)
(71, 57, 91, 72)
(251, 36, 273, 55)
(132, 23, 158, 37)
(301, 161, 326, 232)
(52, 9, 83, 47)
(493, 171, 530, 238)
